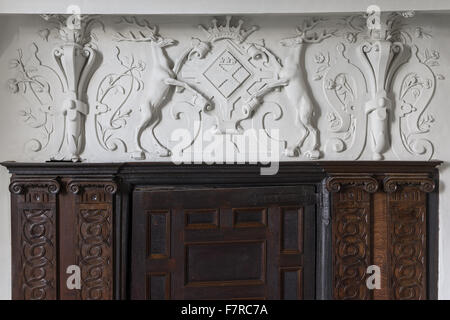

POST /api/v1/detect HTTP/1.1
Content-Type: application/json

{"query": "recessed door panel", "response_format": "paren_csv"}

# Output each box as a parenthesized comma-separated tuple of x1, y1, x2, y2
(131, 185, 316, 300)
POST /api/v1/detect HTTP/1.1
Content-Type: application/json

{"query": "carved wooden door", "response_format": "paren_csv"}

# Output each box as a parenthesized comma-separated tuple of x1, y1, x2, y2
(131, 185, 317, 300)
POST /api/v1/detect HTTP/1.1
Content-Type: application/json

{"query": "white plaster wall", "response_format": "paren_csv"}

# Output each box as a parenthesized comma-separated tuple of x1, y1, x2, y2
(0, 11, 449, 299)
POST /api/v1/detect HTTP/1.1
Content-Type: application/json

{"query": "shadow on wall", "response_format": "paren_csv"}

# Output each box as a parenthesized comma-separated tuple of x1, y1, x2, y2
(439, 161, 448, 193)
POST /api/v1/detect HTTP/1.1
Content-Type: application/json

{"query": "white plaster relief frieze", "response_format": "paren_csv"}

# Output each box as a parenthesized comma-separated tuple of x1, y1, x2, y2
(322, 12, 443, 160)
(4, 13, 445, 162)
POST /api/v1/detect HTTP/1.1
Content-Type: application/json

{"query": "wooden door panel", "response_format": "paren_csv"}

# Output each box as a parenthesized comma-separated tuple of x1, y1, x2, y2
(131, 185, 316, 300)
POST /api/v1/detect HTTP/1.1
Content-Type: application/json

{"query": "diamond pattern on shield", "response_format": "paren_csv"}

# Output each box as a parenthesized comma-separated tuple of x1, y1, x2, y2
(203, 50, 251, 98)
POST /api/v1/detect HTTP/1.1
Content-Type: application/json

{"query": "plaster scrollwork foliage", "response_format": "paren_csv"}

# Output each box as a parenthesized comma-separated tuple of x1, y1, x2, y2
(113, 17, 212, 160)
(95, 47, 145, 152)
(42, 14, 102, 162)
(323, 13, 443, 160)
(323, 43, 368, 158)
(8, 43, 63, 153)
(391, 45, 441, 160)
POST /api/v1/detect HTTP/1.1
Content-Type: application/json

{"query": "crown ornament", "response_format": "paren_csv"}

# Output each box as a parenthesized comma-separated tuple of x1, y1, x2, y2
(199, 16, 258, 44)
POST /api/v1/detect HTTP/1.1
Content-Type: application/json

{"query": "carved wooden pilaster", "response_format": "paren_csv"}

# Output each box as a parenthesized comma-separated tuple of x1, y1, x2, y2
(326, 176, 378, 300)
(67, 179, 117, 300)
(383, 176, 435, 300)
(9, 177, 60, 300)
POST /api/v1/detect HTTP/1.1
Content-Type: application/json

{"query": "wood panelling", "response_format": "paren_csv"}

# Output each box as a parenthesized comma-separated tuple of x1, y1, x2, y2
(9, 178, 60, 300)
(68, 180, 117, 300)
(131, 185, 316, 300)
(3, 161, 440, 300)
(327, 173, 437, 300)
(185, 241, 265, 285)
(185, 209, 219, 229)
(328, 180, 375, 300)
(147, 210, 170, 258)
(280, 267, 303, 300)
(383, 176, 434, 300)
(281, 207, 303, 254)
(233, 208, 267, 228)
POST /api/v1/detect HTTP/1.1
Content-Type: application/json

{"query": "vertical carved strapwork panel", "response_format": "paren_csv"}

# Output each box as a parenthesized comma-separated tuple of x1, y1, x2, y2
(9, 179, 60, 300)
(326, 176, 378, 300)
(68, 180, 117, 300)
(383, 177, 435, 300)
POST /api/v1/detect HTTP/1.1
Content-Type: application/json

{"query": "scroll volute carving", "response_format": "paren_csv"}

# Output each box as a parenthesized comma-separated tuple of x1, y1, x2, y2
(67, 179, 116, 300)
(9, 178, 61, 300)
(326, 176, 379, 194)
(383, 176, 435, 193)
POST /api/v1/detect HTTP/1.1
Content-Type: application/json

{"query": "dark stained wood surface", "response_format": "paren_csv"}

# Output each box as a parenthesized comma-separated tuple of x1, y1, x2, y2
(1, 161, 441, 300)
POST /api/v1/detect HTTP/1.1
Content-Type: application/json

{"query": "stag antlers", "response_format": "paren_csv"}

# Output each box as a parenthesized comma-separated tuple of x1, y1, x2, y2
(113, 16, 175, 47)
(281, 18, 337, 46)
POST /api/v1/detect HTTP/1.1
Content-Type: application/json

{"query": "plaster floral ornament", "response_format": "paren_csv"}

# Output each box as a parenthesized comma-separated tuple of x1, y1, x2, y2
(391, 45, 440, 160)
(8, 43, 63, 154)
(94, 47, 146, 153)
(41, 14, 104, 161)
(313, 52, 331, 81)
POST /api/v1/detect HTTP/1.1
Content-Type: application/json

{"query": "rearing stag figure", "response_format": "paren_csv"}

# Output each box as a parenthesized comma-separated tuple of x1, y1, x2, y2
(279, 19, 335, 159)
(115, 19, 211, 159)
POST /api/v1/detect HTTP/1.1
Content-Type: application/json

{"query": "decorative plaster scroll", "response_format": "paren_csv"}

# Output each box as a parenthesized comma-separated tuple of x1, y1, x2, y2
(95, 47, 145, 153)
(8, 43, 63, 153)
(40, 14, 102, 162)
(391, 46, 439, 160)
(114, 16, 212, 160)
(323, 13, 443, 160)
(323, 43, 368, 158)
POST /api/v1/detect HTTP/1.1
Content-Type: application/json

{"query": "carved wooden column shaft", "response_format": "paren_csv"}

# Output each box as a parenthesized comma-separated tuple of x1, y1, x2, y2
(67, 179, 117, 300)
(327, 173, 436, 300)
(9, 178, 61, 300)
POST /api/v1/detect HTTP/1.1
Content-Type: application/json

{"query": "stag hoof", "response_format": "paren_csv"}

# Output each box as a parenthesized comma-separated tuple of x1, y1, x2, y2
(156, 147, 171, 157)
(71, 155, 81, 162)
(305, 150, 320, 160)
(284, 147, 298, 157)
(131, 151, 146, 160)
